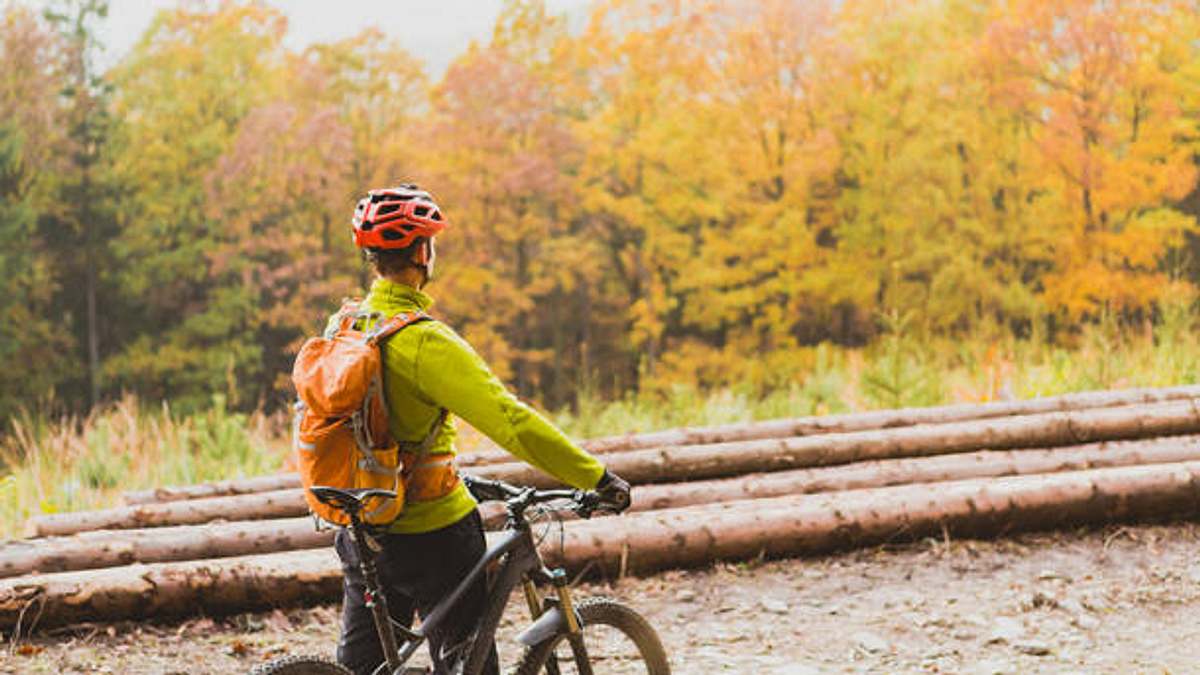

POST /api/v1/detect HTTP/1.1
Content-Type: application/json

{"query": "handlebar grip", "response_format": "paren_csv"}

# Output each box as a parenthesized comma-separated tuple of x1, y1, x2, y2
(462, 474, 517, 502)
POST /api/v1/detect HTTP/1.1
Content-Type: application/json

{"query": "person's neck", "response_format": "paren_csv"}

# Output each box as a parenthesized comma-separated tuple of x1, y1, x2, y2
(380, 269, 426, 289)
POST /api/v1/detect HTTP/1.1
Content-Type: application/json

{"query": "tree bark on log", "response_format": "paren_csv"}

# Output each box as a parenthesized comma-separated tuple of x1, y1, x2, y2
(555, 384, 1200, 456)
(544, 459, 1200, 576)
(578, 433, 1200, 517)
(0, 548, 344, 634)
(122, 473, 299, 505)
(26, 489, 307, 538)
(484, 399, 1200, 487)
(2, 519, 333, 578)
(121, 385, 1200, 504)
(12, 435, 1200, 571)
(7, 460, 1200, 631)
(27, 401, 1200, 536)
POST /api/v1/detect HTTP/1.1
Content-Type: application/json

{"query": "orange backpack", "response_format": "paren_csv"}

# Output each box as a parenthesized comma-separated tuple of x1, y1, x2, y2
(291, 301, 457, 526)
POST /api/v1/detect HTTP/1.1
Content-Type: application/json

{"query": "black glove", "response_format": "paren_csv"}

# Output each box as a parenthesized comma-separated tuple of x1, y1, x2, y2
(594, 469, 631, 513)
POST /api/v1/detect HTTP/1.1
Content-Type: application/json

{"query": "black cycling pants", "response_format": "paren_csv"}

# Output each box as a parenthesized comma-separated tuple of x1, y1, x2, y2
(333, 509, 500, 675)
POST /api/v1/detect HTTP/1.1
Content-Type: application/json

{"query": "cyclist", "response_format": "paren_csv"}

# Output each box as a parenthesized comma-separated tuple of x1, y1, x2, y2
(333, 184, 632, 675)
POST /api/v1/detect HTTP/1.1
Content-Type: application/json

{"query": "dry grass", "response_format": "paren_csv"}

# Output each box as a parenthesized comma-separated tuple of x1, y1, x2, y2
(2, 310, 1198, 539)
(0, 396, 285, 539)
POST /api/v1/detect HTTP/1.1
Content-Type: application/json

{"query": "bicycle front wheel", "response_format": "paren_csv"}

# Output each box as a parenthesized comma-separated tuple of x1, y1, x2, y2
(514, 597, 670, 675)
(250, 654, 353, 675)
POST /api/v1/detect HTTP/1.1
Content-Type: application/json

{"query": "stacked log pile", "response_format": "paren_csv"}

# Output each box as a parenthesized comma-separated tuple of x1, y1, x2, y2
(4, 385, 1200, 631)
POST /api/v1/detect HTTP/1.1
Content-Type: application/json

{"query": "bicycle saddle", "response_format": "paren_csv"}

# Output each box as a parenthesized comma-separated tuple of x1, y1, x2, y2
(308, 486, 397, 517)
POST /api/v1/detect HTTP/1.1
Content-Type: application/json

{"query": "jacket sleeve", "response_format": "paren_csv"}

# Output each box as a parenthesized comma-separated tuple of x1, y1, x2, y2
(413, 323, 606, 490)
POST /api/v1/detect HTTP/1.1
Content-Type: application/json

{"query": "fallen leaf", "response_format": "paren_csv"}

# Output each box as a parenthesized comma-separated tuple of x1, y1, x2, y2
(16, 643, 44, 656)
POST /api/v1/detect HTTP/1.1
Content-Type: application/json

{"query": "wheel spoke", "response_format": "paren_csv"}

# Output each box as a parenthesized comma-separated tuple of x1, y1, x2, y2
(515, 598, 669, 675)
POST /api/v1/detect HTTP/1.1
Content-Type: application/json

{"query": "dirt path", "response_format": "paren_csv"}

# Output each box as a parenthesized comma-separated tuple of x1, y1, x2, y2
(6, 521, 1200, 674)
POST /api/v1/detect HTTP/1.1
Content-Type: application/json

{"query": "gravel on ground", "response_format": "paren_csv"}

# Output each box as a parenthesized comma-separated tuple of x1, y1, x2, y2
(5, 521, 1200, 674)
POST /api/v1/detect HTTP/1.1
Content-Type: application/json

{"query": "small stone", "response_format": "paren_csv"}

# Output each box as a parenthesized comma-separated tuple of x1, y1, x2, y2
(986, 617, 1025, 644)
(1025, 590, 1058, 609)
(1037, 569, 1068, 581)
(1073, 614, 1100, 631)
(675, 589, 697, 602)
(853, 631, 889, 654)
(951, 629, 977, 641)
(1058, 598, 1086, 615)
(1013, 640, 1052, 656)
(963, 613, 988, 627)
(761, 598, 790, 615)
(972, 657, 1015, 675)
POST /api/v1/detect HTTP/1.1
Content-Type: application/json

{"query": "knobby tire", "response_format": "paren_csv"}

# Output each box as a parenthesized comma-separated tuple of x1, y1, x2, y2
(515, 597, 670, 675)
(250, 654, 353, 675)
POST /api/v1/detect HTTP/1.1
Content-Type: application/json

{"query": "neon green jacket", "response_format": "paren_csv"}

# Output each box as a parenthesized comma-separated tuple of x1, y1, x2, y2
(357, 278, 605, 534)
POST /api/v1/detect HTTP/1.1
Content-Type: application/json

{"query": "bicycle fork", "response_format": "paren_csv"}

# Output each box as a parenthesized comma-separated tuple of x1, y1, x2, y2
(518, 569, 592, 675)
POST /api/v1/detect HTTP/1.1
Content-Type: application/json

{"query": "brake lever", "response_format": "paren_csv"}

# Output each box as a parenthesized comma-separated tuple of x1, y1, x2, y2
(574, 490, 602, 519)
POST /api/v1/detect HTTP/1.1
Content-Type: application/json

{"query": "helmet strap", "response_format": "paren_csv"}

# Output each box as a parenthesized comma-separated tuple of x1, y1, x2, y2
(416, 238, 436, 286)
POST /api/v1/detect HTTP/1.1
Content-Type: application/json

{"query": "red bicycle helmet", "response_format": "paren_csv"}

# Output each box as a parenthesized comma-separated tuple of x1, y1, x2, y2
(351, 184, 448, 250)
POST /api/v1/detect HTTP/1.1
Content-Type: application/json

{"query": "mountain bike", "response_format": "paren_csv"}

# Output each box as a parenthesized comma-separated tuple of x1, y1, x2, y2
(251, 476, 670, 675)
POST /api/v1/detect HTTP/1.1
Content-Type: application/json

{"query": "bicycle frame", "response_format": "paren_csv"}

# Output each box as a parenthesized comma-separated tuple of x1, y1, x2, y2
(351, 514, 571, 675)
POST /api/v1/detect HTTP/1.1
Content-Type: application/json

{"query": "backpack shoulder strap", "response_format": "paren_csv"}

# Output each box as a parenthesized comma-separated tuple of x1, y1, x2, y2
(322, 299, 364, 339)
(367, 311, 448, 461)
(365, 311, 433, 345)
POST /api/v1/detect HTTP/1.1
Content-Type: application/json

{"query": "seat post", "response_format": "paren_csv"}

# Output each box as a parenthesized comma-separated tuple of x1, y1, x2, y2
(349, 515, 403, 670)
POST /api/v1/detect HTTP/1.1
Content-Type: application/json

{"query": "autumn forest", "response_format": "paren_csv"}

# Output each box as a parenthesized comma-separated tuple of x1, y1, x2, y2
(2, 0, 1200, 425)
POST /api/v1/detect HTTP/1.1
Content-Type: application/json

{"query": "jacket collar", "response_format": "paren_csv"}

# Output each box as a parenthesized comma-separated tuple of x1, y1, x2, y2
(365, 278, 435, 313)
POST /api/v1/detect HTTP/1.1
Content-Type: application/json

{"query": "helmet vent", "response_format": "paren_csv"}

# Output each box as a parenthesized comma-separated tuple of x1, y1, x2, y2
(377, 203, 400, 216)
(413, 205, 430, 218)
(381, 229, 406, 241)
(431, 210, 443, 221)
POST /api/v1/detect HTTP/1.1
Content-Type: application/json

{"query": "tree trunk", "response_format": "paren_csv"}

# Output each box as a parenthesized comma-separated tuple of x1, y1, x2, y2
(2, 519, 333, 578)
(543, 459, 1200, 576)
(86, 260, 100, 407)
(6, 460, 1200, 631)
(123, 473, 304, 506)
(569, 384, 1200, 454)
(27, 489, 306, 538)
(477, 400, 1200, 486)
(19, 433, 1200, 546)
(120, 385, 1200, 504)
(0, 549, 343, 634)
(602, 433, 1200, 514)
(36, 398, 1200, 535)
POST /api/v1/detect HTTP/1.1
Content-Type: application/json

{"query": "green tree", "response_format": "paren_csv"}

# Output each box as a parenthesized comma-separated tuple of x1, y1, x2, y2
(0, 125, 70, 423)
(0, 6, 73, 425)
(105, 3, 287, 409)
(41, 0, 121, 409)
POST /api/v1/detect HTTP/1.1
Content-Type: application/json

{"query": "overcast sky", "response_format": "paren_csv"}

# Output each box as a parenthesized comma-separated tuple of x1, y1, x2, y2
(69, 0, 592, 75)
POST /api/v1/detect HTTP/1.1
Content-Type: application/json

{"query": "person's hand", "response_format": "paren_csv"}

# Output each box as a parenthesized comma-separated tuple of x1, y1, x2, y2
(595, 469, 631, 513)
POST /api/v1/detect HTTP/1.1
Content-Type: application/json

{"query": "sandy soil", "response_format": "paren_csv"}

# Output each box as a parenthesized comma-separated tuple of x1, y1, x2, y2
(5, 521, 1200, 674)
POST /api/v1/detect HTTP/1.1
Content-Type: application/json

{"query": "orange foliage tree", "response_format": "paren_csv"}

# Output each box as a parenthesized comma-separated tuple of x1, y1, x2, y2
(5, 0, 1200, 419)
(984, 0, 1199, 321)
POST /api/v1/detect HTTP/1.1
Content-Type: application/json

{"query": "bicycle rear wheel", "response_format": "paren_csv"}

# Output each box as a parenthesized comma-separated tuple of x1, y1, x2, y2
(250, 654, 352, 674)
(514, 597, 670, 675)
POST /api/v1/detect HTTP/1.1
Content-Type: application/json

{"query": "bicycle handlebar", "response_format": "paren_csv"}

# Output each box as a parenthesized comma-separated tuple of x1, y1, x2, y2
(462, 474, 614, 520)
